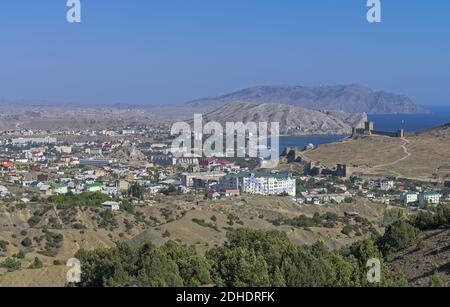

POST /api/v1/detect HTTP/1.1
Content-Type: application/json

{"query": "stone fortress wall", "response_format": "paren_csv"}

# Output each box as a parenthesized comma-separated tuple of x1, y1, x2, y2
(352, 121, 404, 138)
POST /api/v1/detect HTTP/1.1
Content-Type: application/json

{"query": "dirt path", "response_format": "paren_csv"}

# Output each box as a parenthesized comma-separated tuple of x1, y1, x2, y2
(373, 138, 411, 169)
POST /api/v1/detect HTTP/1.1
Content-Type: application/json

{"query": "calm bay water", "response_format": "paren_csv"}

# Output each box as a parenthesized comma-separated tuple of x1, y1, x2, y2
(277, 105, 450, 154)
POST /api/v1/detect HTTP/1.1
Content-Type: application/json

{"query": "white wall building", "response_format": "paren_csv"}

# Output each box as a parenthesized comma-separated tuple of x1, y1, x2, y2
(102, 201, 120, 211)
(401, 191, 418, 204)
(380, 181, 395, 191)
(419, 191, 441, 207)
(221, 172, 296, 197)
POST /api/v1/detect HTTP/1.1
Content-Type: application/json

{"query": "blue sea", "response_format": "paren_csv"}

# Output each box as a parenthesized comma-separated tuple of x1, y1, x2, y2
(278, 105, 450, 154)
(368, 105, 450, 133)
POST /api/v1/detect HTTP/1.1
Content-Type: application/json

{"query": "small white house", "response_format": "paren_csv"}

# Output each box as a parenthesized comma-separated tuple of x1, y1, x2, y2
(102, 201, 120, 211)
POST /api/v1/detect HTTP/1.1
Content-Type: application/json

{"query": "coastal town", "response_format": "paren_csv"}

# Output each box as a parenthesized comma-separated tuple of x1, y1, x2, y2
(0, 122, 448, 212)
(2, 0, 450, 290)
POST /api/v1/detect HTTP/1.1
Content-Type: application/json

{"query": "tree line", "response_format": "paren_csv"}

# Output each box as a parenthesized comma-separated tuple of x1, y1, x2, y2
(73, 228, 407, 287)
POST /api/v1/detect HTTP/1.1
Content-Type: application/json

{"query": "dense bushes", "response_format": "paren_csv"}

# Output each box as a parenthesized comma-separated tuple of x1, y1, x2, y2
(74, 241, 211, 287)
(411, 204, 450, 230)
(74, 229, 405, 287)
(378, 221, 418, 256)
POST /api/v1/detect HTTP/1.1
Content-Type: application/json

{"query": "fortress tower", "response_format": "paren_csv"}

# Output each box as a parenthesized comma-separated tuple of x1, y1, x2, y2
(364, 121, 374, 134)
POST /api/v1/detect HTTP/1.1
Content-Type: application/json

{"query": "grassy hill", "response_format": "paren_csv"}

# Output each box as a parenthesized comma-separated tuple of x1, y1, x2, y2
(303, 123, 450, 181)
(0, 196, 389, 286)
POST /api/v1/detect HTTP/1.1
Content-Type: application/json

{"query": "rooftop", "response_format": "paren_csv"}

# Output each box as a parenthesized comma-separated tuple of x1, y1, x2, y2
(222, 172, 293, 180)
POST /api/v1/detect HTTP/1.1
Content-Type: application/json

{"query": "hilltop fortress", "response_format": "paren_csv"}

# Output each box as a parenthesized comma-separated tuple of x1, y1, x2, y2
(352, 121, 404, 138)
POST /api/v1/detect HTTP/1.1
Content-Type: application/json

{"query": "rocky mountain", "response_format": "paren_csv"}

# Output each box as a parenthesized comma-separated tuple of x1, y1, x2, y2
(186, 84, 426, 114)
(201, 102, 367, 136)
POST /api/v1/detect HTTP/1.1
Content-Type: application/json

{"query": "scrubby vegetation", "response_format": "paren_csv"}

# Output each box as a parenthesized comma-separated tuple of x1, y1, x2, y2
(47, 192, 111, 207)
(271, 212, 377, 236)
(192, 218, 220, 232)
(98, 210, 119, 230)
(0, 257, 21, 272)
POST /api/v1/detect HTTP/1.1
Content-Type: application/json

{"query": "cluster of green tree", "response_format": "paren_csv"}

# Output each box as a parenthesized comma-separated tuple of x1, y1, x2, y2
(128, 183, 145, 199)
(120, 201, 135, 214)
(376, 206, 447, 258)
(377, 220, 419, 256)
(73, 229, 407, 287)
(160, 185, 177, 196)
(47, 192, 111, 207)
(410, 204, 450, 230)
(74, 240, 211, 287)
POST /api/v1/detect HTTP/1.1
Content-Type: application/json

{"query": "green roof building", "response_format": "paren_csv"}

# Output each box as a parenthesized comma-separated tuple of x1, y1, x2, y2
(85, 182, 103, 192)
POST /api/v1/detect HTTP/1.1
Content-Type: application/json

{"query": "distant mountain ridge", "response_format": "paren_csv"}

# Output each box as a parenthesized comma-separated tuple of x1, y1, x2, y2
(186, 84, 427, 114)
(201, 102, 367, 136)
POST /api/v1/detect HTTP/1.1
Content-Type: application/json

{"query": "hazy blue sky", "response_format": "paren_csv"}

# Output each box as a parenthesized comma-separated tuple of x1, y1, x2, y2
(0, 0, 449, 106)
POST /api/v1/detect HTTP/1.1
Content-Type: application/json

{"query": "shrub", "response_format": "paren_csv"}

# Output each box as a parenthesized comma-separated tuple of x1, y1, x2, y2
(0, 240, 9, 252)
(21, 237, 33, 247)
(28, 215, 41, 227)
(192, 219, 220, 232)
(0, 258, 21, 272)
(29, 257, 43, 269)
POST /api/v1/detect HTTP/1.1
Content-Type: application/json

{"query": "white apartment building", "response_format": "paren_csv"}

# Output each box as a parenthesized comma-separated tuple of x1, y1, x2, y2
(221, 172, 296, 197)
(12, 137, 57, 146)
(419, 191, 441, 207)
(401, 191, 418, 204)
